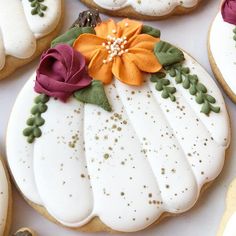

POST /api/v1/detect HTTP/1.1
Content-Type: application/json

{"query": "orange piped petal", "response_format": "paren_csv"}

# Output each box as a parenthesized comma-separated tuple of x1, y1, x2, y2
(129, 34, 160, 50)
(112, 55, 143, 86)
(95, 19, 117, 39)
(73, 34, 105, 62)
(128, 48, 162, 73)
(88, 49, 113, 84)
(117, 19, 142, 39)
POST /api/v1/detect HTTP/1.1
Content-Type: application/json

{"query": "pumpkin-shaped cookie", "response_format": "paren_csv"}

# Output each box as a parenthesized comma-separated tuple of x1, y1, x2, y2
(0, 0, 62, 80)
(209, 0, 236, 103)
(6, 16, 230, 233)
(80, 0, 203, 19)
(0, 157, 11, 236)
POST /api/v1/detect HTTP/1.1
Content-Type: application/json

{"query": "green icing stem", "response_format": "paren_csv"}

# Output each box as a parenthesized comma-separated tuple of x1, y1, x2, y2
(28, 0, 47, 17)
(23, 94, 49, 143)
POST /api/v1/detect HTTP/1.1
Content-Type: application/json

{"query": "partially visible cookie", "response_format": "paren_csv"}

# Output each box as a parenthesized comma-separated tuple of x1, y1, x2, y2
(13, 228, 36, 236)
(0, 0, 63, 80)
(208, 0, 236, 103)
(0, 157, 11, 236)
(217, 179, 236, 236)
(80, 0, 203, 20)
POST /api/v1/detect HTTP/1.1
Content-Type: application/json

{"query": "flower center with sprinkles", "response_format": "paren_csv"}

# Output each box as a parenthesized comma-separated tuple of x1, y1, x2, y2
(102, 32, 128, 64)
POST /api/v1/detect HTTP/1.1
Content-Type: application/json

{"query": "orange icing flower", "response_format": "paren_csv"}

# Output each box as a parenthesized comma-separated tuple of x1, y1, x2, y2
(73, 19, 162, 86)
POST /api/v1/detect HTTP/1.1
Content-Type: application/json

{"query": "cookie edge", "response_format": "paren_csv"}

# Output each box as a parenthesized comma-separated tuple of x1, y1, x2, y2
(80, 0, 203, 20)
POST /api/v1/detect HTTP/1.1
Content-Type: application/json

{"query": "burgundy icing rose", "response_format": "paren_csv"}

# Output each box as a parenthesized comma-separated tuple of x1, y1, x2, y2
(34, 44, 92, 102)
(221, 0, 236, 25)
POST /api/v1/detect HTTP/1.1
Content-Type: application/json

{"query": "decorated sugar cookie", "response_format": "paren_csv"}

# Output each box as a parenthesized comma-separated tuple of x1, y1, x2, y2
(209, 0, 236, 103)
(13, 228, 37, 236)
(0, 157, 11, 236)
(0, 0, 63, 80)
(6, 11, 230, 233)
(217, 179, 236, 236)
(80, 0, 203, 20)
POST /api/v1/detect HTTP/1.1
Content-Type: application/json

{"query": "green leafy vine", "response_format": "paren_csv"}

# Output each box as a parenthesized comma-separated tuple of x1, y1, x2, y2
(23, 94, 49, 143)
(150, 72, 176, 102)
(28, 0, 47, 17)
(233, 27, 236, 45)
(153, 41, 220, 116)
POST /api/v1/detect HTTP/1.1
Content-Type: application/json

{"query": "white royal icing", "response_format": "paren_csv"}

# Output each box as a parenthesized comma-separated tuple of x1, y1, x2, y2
(0, 0, 61, 70)
(223, 213, 236, 236)
(0, 160, 9, 236)
(209, 12, 236, 96)
(92, 0, 200, 16)
(6, 52, 230, 232)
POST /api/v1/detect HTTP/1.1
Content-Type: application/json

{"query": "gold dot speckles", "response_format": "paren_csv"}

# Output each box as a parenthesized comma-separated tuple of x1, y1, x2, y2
(104, 153, 109, 160)
(68, 133, 79, 148)
(161, 168, 165, 175)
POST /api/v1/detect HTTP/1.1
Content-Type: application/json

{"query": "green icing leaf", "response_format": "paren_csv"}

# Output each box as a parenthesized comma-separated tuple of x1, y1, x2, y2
(74, 80, 112, 112)
(154, 41, 185, 66)
(29, 0, 47, 17)
(51, 27, 95, 48)
(150, 72, 176, 102)
(141, 25, 161, 38)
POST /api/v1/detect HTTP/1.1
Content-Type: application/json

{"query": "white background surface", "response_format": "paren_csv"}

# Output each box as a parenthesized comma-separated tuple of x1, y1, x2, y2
(0, 0, 235, 235)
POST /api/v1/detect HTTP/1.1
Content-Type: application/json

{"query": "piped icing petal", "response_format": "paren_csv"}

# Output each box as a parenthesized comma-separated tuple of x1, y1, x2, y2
(73, 34, 106, 62)
(221, 0, 236, 25)
(88, 49, 113, 84)
(127, 48, 162, 72)
(95, 19, 117, 39)
(117, 19, 142, 39)
(112, 55, 143, 85)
